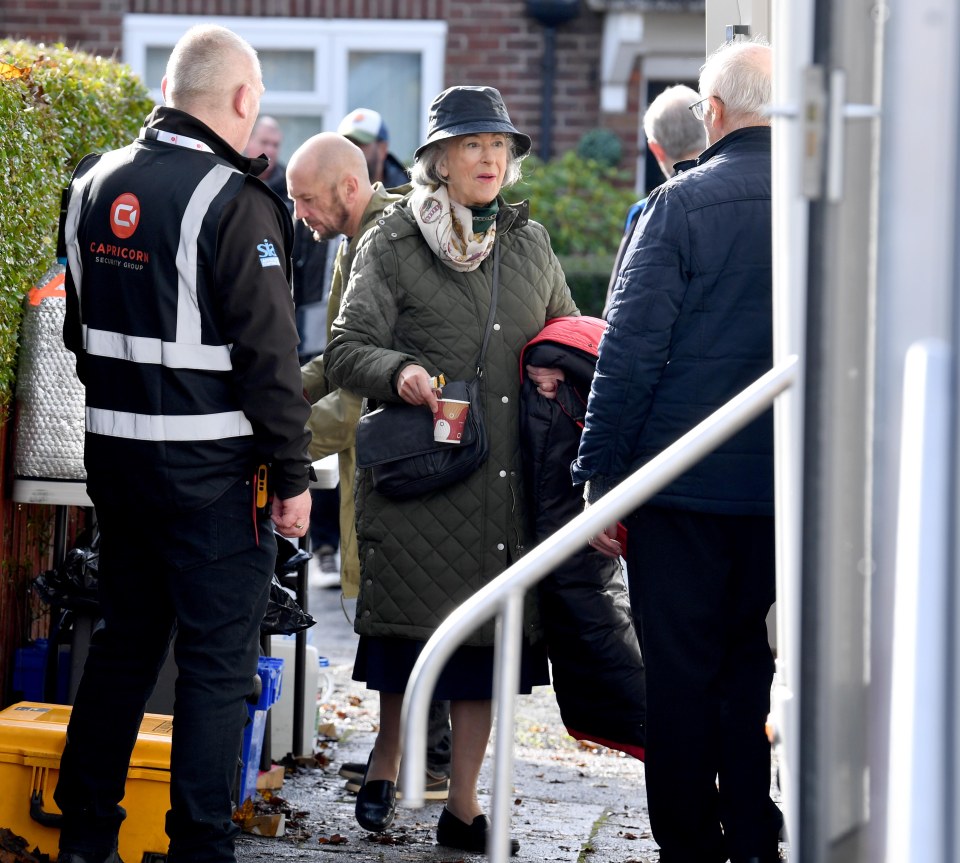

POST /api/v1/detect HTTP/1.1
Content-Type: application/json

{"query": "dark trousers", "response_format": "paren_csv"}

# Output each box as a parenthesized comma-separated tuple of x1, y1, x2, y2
(625, 505, 780, 863)
(54, 478, 276, 863)
(426, 700, 452, 775)
(309, 485, 339, 551)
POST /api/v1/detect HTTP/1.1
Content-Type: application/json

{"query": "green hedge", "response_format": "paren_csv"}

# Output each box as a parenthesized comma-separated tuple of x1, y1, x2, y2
(559, 253, 615, 319)
(513, 150, 638, 258)
(0, 41, 153, 409)
(512, 149, 637, 319)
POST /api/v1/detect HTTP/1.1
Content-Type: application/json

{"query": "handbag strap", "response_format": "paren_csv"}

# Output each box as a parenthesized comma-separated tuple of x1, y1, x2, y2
(475, 240, 500, 378)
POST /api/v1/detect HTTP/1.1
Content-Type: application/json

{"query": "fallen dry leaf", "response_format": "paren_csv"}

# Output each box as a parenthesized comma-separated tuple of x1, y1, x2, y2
(365, 832, 414, 846)
(0, 827, 52, 863)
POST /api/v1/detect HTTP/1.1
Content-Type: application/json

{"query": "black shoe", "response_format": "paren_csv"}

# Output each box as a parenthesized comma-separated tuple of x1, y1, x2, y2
(345, 768, 449, 801)
(355, 756, 397, 833)
(338, 760, 366, 783)
(436, 807, 519, 856)
(58, 852, 124, 863)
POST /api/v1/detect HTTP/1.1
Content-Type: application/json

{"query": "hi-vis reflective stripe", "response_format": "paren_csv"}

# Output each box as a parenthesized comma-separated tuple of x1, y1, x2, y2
(64, 167, 98, 300)
(177, 164, 238, 344)
(83, 326, 232, 371)
(86, 407, 253, 441)
(64, 156, 241, 372)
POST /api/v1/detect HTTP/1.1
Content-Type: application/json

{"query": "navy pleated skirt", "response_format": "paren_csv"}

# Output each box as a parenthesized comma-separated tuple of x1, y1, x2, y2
(353, 635, 550, 700)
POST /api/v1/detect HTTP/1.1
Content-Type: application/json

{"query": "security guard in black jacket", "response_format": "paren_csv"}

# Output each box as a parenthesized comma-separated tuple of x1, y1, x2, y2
(53, 24, 311, 863)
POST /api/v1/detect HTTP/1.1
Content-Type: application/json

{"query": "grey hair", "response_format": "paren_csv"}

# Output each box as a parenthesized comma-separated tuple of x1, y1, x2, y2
(411, 136, 526, 192)
(698, 37, 772, 125)
(164, 24, 261, 109)
(642, 84, 706, 163)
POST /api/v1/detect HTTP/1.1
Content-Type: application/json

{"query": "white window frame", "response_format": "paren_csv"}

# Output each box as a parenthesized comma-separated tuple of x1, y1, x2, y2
(122, 14, 446, 145)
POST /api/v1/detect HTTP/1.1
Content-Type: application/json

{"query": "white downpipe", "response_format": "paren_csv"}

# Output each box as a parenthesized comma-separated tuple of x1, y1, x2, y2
(885, 340, 951, 863)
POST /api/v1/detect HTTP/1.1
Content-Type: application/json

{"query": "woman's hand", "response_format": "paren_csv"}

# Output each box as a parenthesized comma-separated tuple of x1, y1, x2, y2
(526, 365, 566, 400)
(396, 363, 439, 413)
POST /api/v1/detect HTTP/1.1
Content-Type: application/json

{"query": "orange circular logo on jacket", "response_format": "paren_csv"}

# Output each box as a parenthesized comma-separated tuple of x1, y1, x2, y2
(110, 193, 141, 239)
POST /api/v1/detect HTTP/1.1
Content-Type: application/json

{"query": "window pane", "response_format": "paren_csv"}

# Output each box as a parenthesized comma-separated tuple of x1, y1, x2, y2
(260, 50, 314, 92)
(347, 52, 421, 166)
(144, 47, 314, 95)
(145, 46, 172, 90)
(275, 115, 327, 166)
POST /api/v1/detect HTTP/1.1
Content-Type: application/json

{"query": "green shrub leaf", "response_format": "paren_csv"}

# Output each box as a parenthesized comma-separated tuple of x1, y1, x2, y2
(0, 40, 153, 408)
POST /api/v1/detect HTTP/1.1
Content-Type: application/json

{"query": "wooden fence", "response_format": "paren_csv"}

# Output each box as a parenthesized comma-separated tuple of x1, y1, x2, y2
(0, 417, 87, 707)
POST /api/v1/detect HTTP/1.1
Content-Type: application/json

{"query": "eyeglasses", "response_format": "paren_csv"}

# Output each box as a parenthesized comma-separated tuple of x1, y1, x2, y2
(688, 95, 722, 121)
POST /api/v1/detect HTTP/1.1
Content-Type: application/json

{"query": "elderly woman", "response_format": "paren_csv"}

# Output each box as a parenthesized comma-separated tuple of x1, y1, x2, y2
(324, 85, 576, 854)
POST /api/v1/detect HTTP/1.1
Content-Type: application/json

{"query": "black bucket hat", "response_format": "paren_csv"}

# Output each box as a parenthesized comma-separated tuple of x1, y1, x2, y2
(414, 85, 532, 160)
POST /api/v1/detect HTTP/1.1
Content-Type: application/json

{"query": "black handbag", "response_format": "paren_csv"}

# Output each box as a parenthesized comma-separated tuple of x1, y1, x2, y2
(355, 243, 500, 499)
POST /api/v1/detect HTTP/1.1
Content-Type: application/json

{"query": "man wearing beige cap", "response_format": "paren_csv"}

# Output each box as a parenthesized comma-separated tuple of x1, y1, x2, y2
(337, 107, 409, 188)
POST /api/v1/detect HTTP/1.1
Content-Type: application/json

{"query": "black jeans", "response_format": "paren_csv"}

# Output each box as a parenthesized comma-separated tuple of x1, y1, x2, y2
(625, 506, 780, 863)
(309, 486, 339, 552)
(54, 478, 276, 863)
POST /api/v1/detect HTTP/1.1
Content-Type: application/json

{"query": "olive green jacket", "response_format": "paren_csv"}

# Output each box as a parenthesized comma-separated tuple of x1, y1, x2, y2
(324, 194, 578, 644)
(300, 183, 406, 597)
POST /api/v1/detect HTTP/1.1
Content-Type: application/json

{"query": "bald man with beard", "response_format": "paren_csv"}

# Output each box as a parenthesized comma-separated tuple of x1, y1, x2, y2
(287, 133, 406, 600)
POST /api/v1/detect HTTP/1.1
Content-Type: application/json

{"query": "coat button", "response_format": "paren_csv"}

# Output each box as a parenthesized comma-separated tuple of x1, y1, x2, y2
(499, 470, 507, 478)
(390, 232, 398, 238)
(501, 396, 509, 404)
(363, 609, 371, 617)
(496, 542, 505, 551)
(493, 323, 501, 331)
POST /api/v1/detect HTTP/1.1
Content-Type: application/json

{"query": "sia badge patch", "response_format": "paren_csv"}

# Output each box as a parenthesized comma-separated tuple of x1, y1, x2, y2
(258, 238, 281, 268)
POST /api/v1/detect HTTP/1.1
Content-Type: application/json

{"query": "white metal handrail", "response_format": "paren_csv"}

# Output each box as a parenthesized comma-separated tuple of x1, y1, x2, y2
(400, 355, 799, 862)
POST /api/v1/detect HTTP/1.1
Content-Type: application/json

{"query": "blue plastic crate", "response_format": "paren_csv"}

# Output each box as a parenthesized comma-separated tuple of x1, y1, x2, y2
(249, 656, 283, 713)
(238, 656, 284, 806)
(13, 640, 48, 702)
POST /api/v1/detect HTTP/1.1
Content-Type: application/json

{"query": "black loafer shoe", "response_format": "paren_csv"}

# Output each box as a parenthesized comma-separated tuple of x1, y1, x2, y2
(355, 778, 397, 832)
(355, 755, 397, 833)
(437, 807, 519, 856)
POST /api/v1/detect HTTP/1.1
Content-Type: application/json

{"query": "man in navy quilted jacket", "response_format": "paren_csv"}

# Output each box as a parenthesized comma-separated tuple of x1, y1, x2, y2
(572, 38, 781, 863)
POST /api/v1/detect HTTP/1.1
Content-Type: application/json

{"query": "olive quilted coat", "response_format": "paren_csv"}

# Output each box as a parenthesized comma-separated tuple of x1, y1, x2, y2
(324, 195, 578, 645)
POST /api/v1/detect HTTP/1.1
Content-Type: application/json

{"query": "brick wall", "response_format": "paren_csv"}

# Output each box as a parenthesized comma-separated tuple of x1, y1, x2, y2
(2, 0, 642, 177)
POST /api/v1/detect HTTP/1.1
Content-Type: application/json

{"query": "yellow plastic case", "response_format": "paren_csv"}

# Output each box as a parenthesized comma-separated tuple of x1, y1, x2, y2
(0, 701, 171, 862)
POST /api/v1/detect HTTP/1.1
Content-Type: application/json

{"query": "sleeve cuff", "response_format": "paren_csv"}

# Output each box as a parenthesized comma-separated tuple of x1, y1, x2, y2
(583, 476, 618, 505)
